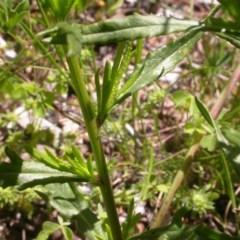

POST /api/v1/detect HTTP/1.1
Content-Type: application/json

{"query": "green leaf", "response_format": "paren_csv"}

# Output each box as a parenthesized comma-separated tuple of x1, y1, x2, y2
(27, 146, 62, 170)
(106, 43, 136, 109)
(36, 230, 51, 240)
(194, 99, 240, 178)
(95, 69, 102, 115)
(64, 146, 92, 179)
(195, 224, 238, 240)
(76, 0, 88, 10)
(217, 33, 240, 49)
(26, 146, 92, 181)
(116, 31, 202, 103)
(130, 224, 195, 240)
(200, 134, 217, 152)
(48, 22, 83, 56)
(111, 42, 127, 80)
(41, 0, 77, 20)
(80, 15, 199, 44)
(36, 221, 60, 240)
(39, 15, 199, 55)
(122, 199, 141, 240)
(0, 148, 86, 190)
(194, 97, 227, 144)
(222, 128, 240, 147)
(203, 17, 240, 36)
(101, 61, 113, 113)
(172, 90, 192, 107)
(42, 221, 60, 232)
(61, 226, 73, 240)
(0, 0, 29, 30)
(218, 0, 240, 22)
(37, 183, 108, 240)
(195, 97, 215, 129)
(97, 42, 137, 125)
(107, 0, 123, 15)
(222, 145, 240, 179)
(129, 223, 238, 240)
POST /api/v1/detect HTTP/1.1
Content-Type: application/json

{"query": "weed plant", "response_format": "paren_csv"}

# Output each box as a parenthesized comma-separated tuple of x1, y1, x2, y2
(0, 0, 240, 239)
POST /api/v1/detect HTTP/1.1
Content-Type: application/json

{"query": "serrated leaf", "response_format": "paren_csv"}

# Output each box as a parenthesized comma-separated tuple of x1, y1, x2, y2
(111, 42, 126, 80)
(26, 146, 62, 170)
(0, 148, 86, 190)
(98, 42, 137, 125)
(106, 43, 136, 110)
(27, 146, 91, 181)
(116, 31, 202, 103)
(64, 146, 91, 178)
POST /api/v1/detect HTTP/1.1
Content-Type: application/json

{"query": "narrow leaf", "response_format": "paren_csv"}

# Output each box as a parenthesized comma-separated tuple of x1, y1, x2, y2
(102, 61, 112, 104)
(122, 199, 141, 239)
(195, 97, 215, 129)
(106, 43, 136, 110)
(80, 15, 199, 44)
(130, 223, 238, 240)
(116, 30, 202, 103)
(95, 69, 102, 114)
(217, 33, 240, 49)
(111, 42, 127, 80)
(26, 147, 62, 170)
(39, 15, 199, 55)
(0, 148, 86, 190)
(195, 97, 227, 144)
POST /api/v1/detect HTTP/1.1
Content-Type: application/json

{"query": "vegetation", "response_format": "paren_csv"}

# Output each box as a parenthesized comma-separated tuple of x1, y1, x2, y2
(0, 0, 240, 239)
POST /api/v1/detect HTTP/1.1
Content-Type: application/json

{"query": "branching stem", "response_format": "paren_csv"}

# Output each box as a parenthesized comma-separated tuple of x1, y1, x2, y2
(66, 55, 123, 240)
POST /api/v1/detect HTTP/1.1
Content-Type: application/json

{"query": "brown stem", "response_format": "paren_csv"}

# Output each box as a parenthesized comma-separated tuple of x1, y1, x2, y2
(211, 66, 240, 119)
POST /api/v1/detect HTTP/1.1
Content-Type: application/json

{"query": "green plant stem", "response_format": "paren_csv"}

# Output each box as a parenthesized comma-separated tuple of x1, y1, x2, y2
(66, 55, 123, 240)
